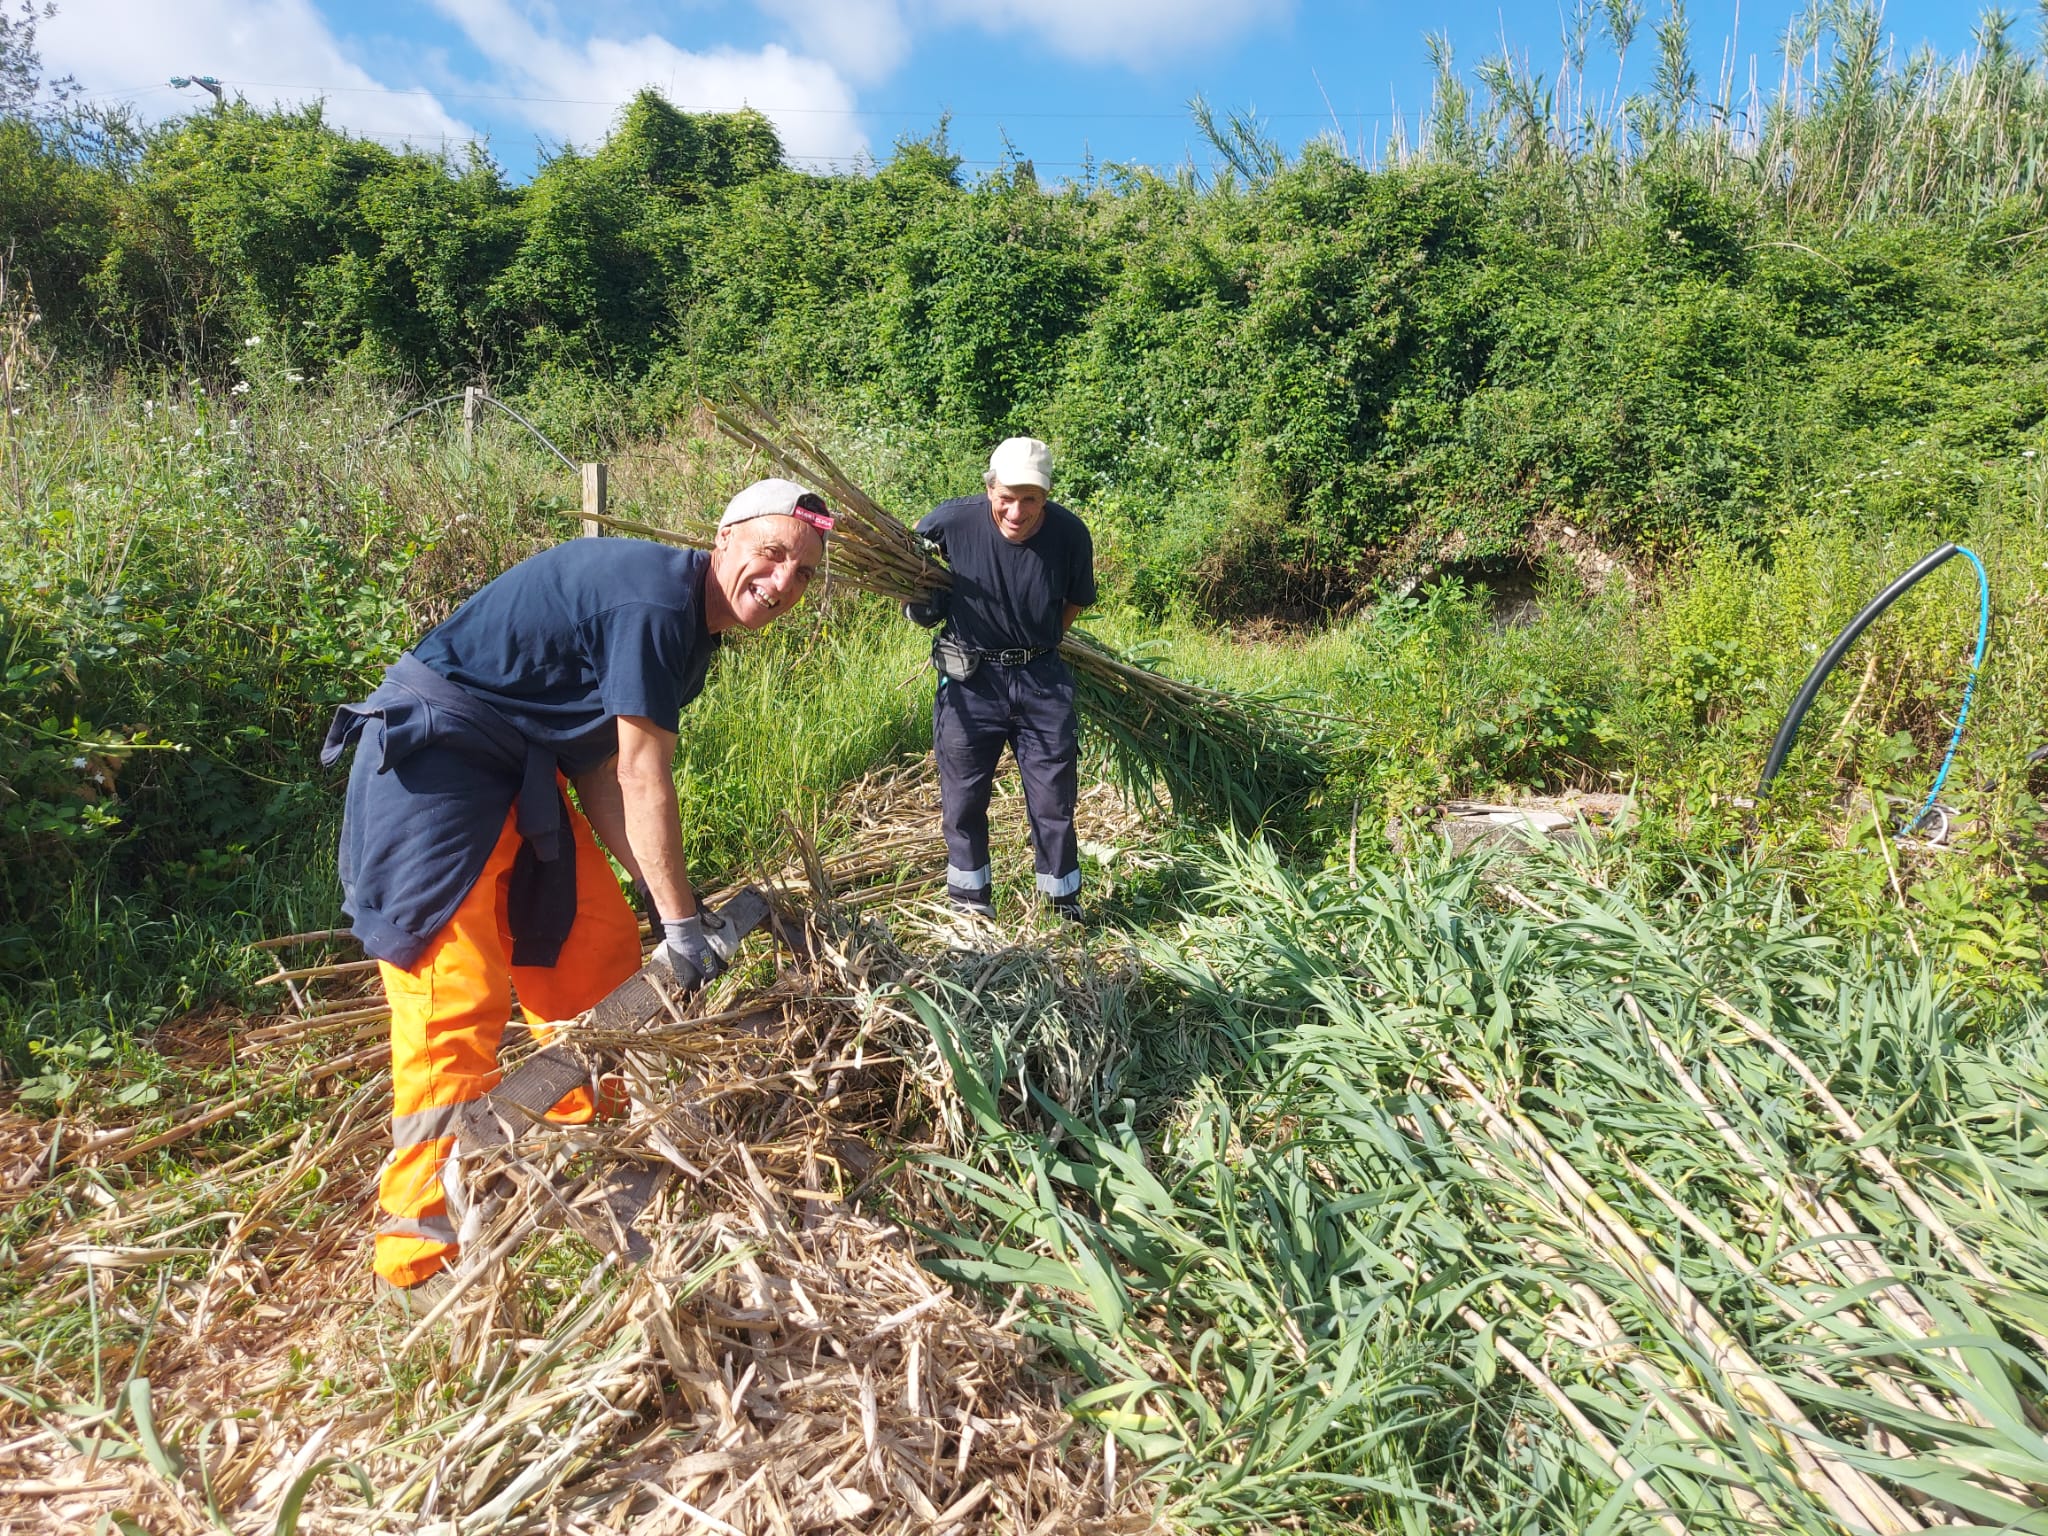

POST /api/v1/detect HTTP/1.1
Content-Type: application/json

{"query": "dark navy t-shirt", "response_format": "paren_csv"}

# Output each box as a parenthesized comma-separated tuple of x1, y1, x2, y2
(915, 496, 1096, 652)
(410, 539, 719, 774)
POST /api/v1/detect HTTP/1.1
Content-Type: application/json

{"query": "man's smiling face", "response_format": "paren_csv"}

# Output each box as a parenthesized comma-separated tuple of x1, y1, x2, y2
(988, 481, 1048, 544)
(709, 514, 824, 631)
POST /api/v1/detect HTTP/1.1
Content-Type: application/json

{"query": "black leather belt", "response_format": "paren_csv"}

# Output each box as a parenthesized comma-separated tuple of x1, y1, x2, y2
(984, 646, 1051, 666)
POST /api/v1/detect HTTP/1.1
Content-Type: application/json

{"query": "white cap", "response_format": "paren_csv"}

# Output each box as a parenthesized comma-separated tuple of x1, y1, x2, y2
(716, 477, 834, 537)
(987, 437, 1052, 492)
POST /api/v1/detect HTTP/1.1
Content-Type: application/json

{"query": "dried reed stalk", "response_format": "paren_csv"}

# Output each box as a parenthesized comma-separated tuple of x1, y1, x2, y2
(1, 815, 1157, 1536)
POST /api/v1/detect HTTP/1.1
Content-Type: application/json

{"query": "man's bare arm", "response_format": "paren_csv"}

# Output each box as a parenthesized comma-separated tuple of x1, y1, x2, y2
(610, 714, 697, 920)
(570, 755, 639, 882)
(1061, 601, 1084, 633)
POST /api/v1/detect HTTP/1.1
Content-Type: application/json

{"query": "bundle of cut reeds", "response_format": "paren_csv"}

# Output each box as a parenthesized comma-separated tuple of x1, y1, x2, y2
(591, 402, 1329, 824)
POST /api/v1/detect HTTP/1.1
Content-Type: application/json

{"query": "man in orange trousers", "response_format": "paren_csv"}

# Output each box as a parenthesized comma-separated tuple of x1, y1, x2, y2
(323, 481, 833, 1305)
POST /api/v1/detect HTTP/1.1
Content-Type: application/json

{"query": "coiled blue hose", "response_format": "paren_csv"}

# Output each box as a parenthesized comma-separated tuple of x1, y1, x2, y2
(1900, 545, 1989, 838)
(1759, 542, 1995, 841)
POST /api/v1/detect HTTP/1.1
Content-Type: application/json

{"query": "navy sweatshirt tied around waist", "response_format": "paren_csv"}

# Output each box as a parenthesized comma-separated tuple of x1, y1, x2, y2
(321, 653, 577, 970)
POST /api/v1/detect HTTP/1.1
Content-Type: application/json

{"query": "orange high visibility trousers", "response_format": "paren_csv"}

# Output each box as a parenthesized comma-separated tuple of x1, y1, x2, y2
(373, 797, 642, 1287)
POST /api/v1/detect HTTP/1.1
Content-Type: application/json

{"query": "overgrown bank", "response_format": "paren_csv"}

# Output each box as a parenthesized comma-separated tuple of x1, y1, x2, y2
(3, 379, 2044, 1055)
(6, 3, 2048, 611)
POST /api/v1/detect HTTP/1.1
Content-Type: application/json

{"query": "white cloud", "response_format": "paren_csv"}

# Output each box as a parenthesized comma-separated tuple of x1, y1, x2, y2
(754, 0, 909, 85)
(43, 0, 476, 146)
(430, 0, 869, 164)
(41, 0, 1282, 174)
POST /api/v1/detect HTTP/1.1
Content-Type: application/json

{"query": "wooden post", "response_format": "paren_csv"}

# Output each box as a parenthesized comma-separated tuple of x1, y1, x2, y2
(462, 385, 482, 452)
(581, 462, 607, 538)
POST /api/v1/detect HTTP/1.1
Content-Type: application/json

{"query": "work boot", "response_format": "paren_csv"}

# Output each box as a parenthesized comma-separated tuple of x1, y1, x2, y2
(376, 1268, 458, 1318)
(947, 886, 995, 919)
(1050, 896, 1089, 928)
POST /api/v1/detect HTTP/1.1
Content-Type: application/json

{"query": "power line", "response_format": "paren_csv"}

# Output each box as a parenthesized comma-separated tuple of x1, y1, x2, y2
(268, 123, 1117, 168)
(77, 74, 1410, 123)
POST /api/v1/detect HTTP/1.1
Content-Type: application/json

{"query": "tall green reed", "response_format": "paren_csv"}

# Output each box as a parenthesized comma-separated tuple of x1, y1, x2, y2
(915, 832, 2048, 1531)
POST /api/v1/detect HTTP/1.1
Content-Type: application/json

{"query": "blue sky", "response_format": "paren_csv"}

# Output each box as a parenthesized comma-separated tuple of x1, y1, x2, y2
(48, 0, 1997, 182)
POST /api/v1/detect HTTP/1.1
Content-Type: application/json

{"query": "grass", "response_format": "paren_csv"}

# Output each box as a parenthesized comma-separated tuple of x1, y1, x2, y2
(917, 831, 2048, 1530)
(3, 376, 2045, 1531)
(670, 592, 932, 877)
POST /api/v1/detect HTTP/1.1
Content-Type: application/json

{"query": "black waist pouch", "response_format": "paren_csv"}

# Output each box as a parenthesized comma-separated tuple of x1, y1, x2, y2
(933, 634, 982, 681)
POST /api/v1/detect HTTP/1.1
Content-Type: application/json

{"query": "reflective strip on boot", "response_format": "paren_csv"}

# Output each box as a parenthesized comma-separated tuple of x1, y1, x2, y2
(377, 1212, 459, 1244)
(375, 1232, 456, 1289)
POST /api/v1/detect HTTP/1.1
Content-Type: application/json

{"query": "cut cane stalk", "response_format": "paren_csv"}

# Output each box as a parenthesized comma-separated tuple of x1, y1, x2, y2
(1435, 1104, 1786, 1526)
(1454, 1303, 1696, 1536)
(1435, 1053, 1927, 1534)
(1704, 991, 2048, 1353)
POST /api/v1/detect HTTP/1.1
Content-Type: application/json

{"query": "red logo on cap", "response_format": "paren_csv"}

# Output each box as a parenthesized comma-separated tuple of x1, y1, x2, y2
(793, 492, 836, 534)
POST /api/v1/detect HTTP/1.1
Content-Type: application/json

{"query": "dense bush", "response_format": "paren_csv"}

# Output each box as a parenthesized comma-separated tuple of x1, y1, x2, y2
(7, 4, 2046, 612)
(3, 6, 2045, 1051)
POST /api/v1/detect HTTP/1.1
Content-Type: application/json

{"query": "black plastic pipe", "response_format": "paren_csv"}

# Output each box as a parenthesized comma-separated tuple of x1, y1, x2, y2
(1757, 542, 1961, 795)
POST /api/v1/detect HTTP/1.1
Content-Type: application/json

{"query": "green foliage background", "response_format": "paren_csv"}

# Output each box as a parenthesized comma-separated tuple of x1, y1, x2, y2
(4, 4, 2048, 1051)
(9, 7, 2047, 611)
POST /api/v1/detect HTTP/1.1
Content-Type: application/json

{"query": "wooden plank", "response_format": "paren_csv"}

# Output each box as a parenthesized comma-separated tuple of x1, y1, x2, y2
(581, 461, 607, 538)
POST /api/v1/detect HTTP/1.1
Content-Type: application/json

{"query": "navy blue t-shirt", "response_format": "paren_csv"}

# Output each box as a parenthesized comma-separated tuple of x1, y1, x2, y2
(915, 496, 1096, 652)
(410, 539, 719, 774)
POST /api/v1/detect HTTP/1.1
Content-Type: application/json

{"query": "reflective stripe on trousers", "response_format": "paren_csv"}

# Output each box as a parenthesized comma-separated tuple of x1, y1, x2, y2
(374, 794, 641, 1288)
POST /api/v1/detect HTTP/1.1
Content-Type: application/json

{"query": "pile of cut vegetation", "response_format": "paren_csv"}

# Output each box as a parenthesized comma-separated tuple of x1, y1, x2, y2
(922, 835, 2048, 1529)
(9, 755, 2048, 1532)
(0, 774, 1158, 1535)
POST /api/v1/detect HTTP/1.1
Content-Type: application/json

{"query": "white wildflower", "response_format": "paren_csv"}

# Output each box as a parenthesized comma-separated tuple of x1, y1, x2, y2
(244, 335, 262, 347)
(231, 380, 251, 395)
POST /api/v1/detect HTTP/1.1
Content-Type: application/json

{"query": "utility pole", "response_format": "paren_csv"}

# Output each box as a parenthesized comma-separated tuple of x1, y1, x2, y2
(169, 76, 225, 109)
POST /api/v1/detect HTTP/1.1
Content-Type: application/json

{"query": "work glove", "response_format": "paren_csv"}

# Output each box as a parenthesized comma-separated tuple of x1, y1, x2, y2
(902, 588, 949, 628)
(658, 912, 730, 988)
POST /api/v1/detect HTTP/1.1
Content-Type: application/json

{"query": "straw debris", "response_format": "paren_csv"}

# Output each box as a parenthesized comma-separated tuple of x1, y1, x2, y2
(0, 774, 1164, 1535)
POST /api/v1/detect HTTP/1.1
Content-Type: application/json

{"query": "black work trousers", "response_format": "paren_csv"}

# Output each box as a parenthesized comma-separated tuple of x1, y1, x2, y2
(934, 653, 1081, 901)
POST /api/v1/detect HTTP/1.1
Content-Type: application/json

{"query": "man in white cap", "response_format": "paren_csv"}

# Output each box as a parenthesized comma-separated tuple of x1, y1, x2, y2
(323, 479, 830, 1303)
(905, 437, 1096, 921)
